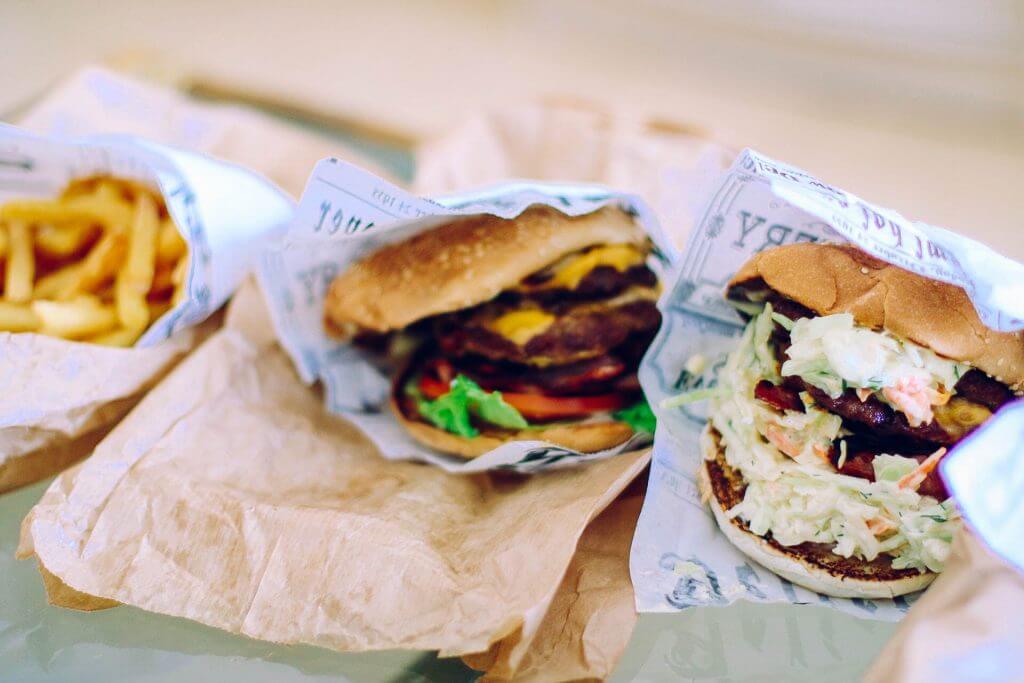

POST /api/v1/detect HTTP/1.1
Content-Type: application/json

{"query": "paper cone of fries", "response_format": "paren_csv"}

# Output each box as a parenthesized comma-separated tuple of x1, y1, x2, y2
(0, 124, 292, 492)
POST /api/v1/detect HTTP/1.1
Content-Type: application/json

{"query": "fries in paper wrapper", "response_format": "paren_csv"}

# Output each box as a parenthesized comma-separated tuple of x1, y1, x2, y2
(631, 149, 1024, 619)
(0, 124, 292, 491)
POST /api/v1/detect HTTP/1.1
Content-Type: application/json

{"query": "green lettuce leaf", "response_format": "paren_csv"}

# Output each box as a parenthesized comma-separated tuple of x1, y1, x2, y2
(413, 375, 529, 437)
(613, 398, 657, 434)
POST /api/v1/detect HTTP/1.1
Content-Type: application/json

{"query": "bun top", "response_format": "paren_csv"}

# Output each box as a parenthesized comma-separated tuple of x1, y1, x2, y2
(324, 206, 645, 335)
(729, 242, 1024, 390)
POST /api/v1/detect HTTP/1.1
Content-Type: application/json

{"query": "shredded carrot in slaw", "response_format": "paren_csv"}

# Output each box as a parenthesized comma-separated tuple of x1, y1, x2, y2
(898, 447, 948, 491)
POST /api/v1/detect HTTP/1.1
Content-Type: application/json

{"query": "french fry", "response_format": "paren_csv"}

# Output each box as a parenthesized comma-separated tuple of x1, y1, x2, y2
(0, 193, 133, 231)
(60, 177, 101, 199)
(171, 254, 189, 305)
(70, 231, 127, 296)
(32, 296, 118, 339)
(35, 222, 98, 258)
(0, 176, 186, 346)
(149, 262, 175, 299)
(157, 219, 187, 264)
(115, 193, 159, 333)
(148, 299, 172, 321)
(34, 262, 84, 300)
(88, 295, 170, 348)
(88, 326, 143, 348)
(95, 283, 115, 304)
(4, 221, 34, 302)
(95, 179, 126, 202)
(0, 301, 41, 332)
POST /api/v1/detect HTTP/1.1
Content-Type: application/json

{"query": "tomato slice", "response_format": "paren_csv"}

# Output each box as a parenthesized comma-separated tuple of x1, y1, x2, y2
(417, 374, 627, 420)
(501, 391, 628, 420)
(419, 374, 451, 400)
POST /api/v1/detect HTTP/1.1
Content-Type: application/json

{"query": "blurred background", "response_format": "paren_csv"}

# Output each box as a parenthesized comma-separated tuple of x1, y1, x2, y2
(2, 0, 1022, 245)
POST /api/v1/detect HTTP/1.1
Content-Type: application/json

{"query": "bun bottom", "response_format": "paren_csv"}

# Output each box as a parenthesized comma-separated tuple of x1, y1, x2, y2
(390, 394, 635, 460)
(699, 426, 936, 599)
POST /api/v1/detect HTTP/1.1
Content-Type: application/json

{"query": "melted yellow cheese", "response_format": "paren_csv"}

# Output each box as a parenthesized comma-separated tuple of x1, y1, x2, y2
(544, 244, 644, 290)
(488, 309, 556, 345)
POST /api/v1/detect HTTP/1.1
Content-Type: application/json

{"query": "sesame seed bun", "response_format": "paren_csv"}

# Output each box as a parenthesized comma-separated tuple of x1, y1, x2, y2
(728, 243, 1024, 390)
(324, 206, 646, 337)
(699, 426, 936, 599)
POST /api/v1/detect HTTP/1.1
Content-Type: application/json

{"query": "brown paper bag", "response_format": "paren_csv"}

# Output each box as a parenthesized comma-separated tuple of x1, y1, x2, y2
(414, 101, 726, 680)
(464, 485, 645, 681)
(0, 323, 205, 494)
(17, 66, 397, 198)
(414, 99, 733, 252)
(18, 280, 650, 659)
(864, 529, 1024, 683)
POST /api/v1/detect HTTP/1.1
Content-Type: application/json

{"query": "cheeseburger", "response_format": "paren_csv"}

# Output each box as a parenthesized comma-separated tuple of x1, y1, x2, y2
(324, 206, 661, 458)
(673, 243, 1023, 598)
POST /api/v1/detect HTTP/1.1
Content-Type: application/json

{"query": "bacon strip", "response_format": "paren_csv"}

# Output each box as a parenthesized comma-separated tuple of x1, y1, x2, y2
(754, 380, 804, 412)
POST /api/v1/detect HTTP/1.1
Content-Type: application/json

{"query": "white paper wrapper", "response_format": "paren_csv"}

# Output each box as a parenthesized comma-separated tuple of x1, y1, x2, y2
(942, 399, 1024, 573)
(259, 158, 674, 473)
(0, 124, 294, 344)
(0, 124, 293, 489)
(631, 148, 1024, 619)
(863, 402, 1024, 681)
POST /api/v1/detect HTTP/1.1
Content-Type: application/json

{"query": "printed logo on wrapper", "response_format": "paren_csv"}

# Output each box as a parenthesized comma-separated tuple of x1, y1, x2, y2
(0, 124, 294, 344)
(258, 158, 676, 473)
(630, 148, 1024, 621)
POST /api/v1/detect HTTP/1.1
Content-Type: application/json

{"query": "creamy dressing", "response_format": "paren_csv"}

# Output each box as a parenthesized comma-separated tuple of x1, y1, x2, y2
(708, 305, 959, 572)
(781, 313, 968, 426)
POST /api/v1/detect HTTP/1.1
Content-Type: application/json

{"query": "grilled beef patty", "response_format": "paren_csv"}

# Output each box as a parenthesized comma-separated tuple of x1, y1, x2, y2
(511, 264, 658, 305)
(435, 297, 661, 366)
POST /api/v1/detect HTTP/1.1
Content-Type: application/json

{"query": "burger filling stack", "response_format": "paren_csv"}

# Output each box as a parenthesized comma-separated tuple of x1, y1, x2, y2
(325, 206, 661, 458)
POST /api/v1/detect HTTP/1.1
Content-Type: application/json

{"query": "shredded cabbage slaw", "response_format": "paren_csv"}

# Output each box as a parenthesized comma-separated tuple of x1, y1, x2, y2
(698, 305, 960, 573)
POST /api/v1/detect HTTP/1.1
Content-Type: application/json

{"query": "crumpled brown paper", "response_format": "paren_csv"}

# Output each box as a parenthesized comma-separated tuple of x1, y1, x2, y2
(864, 529, 1024, 683)
(464, 484, 645, 682)
(414, 98, 733, 252)
(1, 66, 380, 494)
(18, 280, 650, 659)
(414, 101, 728, 680)
(0, 324, 204, 494)
(17, 66, 397, 198)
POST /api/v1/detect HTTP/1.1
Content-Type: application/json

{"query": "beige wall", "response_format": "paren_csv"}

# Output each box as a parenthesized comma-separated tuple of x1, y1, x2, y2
(2, 0, 1022, 257)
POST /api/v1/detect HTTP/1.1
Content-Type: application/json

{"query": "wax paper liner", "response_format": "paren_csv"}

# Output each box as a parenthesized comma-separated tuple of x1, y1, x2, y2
(631, 148, 1024, 620)
(258, 157, 675, 473)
